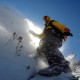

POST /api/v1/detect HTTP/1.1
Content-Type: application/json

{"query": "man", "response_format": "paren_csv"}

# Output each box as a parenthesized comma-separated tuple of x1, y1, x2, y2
(29, 16, 73, 76)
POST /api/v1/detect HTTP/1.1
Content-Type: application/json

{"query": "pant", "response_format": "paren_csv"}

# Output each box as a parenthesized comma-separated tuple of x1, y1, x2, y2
(37, 38, 65, 66)
(37, 37, 71, 73)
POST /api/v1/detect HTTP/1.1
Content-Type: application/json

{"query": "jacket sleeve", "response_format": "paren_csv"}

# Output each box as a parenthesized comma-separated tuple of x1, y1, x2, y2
(51, 21, 66, 33)
(64, 27, 70, 32)
(30, 30, 44, 39)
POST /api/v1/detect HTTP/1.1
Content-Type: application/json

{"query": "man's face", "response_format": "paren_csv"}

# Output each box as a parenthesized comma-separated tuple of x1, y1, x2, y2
(44, 19, 48, 22)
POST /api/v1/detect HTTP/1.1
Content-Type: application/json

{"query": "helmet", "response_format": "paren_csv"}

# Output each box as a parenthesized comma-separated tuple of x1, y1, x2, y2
(43, 16, 50, 21)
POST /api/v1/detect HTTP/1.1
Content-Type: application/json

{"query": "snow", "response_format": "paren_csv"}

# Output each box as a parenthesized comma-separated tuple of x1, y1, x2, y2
(0, 5, 37, 80)
(0, 5, 80, 80)
(31, 73, 75, 80)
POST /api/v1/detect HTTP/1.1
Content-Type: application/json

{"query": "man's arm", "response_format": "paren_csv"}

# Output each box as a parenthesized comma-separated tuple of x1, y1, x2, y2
(29, 30, 44, 39)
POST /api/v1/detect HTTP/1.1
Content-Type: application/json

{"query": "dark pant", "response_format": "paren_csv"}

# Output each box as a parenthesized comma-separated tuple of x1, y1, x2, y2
(37, 38, 71, 72)
(44, 45, 65, 65)
(37, 38, 64, 66)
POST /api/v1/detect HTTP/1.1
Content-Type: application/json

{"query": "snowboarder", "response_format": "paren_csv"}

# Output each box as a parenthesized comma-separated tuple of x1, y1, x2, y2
(29, 16, 73, 76)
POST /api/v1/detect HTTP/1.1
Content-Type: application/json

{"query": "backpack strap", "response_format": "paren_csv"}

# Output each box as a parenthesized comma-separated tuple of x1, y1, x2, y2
(49, 20, 62, 34)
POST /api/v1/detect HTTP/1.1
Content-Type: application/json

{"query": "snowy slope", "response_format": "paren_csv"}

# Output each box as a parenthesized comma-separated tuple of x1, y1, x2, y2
(0, 5, 80, 80)
(0, 5, 37, 80)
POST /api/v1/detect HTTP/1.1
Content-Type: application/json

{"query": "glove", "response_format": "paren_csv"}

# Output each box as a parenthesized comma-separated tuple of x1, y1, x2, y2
(69, 33, 73, 37)
(29, 30, 31, 34)
(63, 32, 73, 37)
(29, 30, 38, 37)
(29, 30, 34, 34)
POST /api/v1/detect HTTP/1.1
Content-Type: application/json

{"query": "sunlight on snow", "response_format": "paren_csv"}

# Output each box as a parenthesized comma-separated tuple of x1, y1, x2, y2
(26, 19, 42, 48)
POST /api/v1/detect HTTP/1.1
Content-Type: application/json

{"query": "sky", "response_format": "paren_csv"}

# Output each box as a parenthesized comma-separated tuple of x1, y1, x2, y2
(0, 0, 80, 60)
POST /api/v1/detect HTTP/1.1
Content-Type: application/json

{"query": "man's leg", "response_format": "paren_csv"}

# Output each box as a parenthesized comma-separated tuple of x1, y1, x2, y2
(44, 46, 71, 72)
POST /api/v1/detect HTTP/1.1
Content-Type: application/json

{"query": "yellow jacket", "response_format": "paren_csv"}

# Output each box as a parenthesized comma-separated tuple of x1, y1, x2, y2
(33, 19, 66, 39)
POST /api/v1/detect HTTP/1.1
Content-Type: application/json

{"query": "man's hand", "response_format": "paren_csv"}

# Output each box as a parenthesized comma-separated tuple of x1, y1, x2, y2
(63, 32, 73, 37)
(29, 30, 33, 34)
(69, 33, 73, 37)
